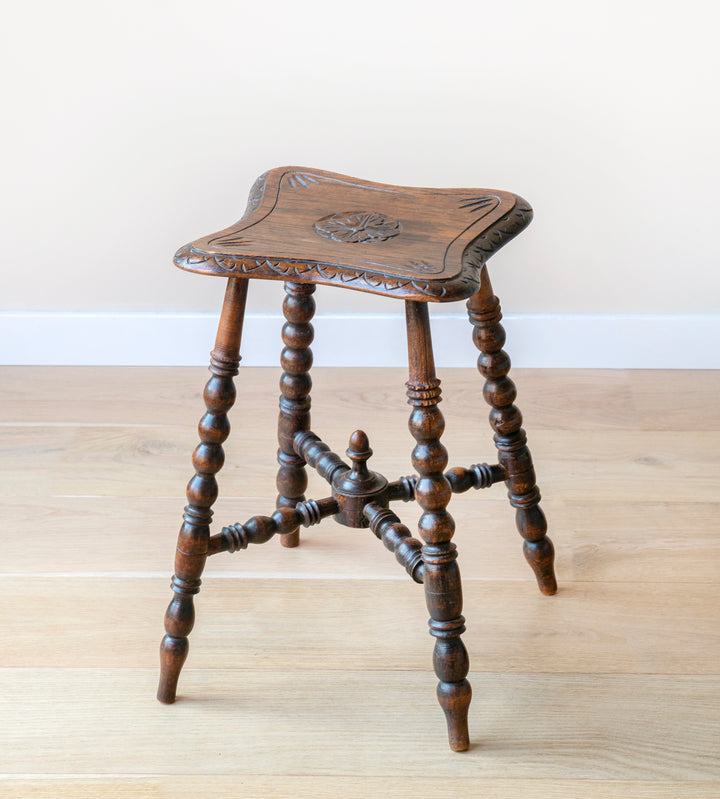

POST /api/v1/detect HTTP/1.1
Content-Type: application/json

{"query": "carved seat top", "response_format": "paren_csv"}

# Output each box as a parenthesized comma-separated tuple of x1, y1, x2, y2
(174, 167, 532, 302)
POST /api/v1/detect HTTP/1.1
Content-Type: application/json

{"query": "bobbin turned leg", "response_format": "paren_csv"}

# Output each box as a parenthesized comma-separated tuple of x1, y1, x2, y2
(406, 300, 471, 752)
(467, 266, 557, 595)
(157, 277, 248, 703)
(276, 282, 316, 548)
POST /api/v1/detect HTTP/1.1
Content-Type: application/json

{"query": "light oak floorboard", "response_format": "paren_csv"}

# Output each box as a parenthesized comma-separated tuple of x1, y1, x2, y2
(2, 496, 718, 583)
(0, 669, 717, 780)
(3, 367, 719, 431)
(1, 777, 717, 799)
(3, 578, 718, 674)
(2, 423, 718, 504)
(1, 366, 718, 794)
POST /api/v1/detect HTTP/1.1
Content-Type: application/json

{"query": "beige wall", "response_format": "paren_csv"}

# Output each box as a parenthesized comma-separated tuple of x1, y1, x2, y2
(3, 1, 719, 317)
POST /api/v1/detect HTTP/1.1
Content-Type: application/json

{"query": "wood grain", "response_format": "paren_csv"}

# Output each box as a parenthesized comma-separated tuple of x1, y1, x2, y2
(2, 496, 718, 583)
(0, 670, 716, 779)
(4, 367, 720, 430)
(174, 167, 532, 302)
(1, 778, 717, 799)
(1, 426, 710, 503)
(1, 365, 718, 793)
(3, 578, 717, 674)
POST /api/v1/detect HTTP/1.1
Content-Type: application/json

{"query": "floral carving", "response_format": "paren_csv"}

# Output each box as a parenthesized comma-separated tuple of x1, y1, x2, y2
(314, 211, 401, 244)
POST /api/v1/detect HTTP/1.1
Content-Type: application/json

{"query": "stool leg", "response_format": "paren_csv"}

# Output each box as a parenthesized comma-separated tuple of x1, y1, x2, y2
(276, 282, 316, 548)
(467, 266, 557, 596)
(157, 277, 249, 703)
(405, 300, 471, 752)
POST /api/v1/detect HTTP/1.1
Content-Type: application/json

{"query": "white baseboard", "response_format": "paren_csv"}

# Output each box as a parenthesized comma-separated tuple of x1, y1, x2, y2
(1, 312, 718, 368)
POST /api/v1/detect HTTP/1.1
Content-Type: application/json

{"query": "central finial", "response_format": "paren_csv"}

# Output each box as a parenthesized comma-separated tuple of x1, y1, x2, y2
(346, 430, 373, 482)
(331, 429, 389, 528)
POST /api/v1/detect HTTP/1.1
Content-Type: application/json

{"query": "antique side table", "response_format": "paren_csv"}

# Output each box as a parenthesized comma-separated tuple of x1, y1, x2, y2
(157, 167, 557, 752)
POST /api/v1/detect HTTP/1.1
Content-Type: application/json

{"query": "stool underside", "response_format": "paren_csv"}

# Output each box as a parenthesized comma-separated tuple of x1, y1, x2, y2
(174, 166, 533, 302)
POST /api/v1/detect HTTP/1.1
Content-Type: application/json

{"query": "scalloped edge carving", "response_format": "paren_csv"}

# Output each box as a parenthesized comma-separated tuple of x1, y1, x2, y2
(462, 198, 534, 270)
(174, 244, 480, 301)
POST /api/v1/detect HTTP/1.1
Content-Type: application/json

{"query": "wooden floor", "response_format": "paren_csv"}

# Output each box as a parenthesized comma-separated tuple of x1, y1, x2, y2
(1, 366, 718, 798)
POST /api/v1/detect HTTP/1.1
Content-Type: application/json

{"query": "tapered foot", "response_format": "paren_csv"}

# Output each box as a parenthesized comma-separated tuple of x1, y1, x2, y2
(157, 570, 201, 704)
(280, 530, 300, 548)
(523, 536, 557, 595)
(515, 502, 557, 594)
(157, 634, 189, 703)
(468, 268, 558, 596)
(438, 679, 472, 752)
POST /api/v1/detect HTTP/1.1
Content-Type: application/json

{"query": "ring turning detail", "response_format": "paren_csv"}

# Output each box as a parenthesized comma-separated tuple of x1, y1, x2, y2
(158, 167, 557, 754)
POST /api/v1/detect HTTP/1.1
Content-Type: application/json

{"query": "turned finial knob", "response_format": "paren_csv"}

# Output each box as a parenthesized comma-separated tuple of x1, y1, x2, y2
(346, 430, 373, 482)
(332, 429, 388, 527)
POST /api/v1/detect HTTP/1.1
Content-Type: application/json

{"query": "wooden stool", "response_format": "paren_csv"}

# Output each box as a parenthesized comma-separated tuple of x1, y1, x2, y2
(157, 167, 557, 752)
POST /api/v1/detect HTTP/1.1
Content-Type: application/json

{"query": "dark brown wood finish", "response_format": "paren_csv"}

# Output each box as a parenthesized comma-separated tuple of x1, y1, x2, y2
(159, 167, 556, 752)
(363, 503, 424, 584)
(405, 300, 471, 752)
(158, 277, 248, 703)
(467, 266, 557, 595)
(331, 431, 389, 528)
(276, 282, 316, 548)
(174, 167, 532, 302)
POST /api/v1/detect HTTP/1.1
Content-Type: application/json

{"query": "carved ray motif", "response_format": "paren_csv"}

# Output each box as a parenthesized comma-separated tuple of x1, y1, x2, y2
(243, 171, 268, 216)
(407, 259, 443, 274)
(286, 172, 320, 189)
(459, 196, 498, 213)
(211, 235, 253, 248)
